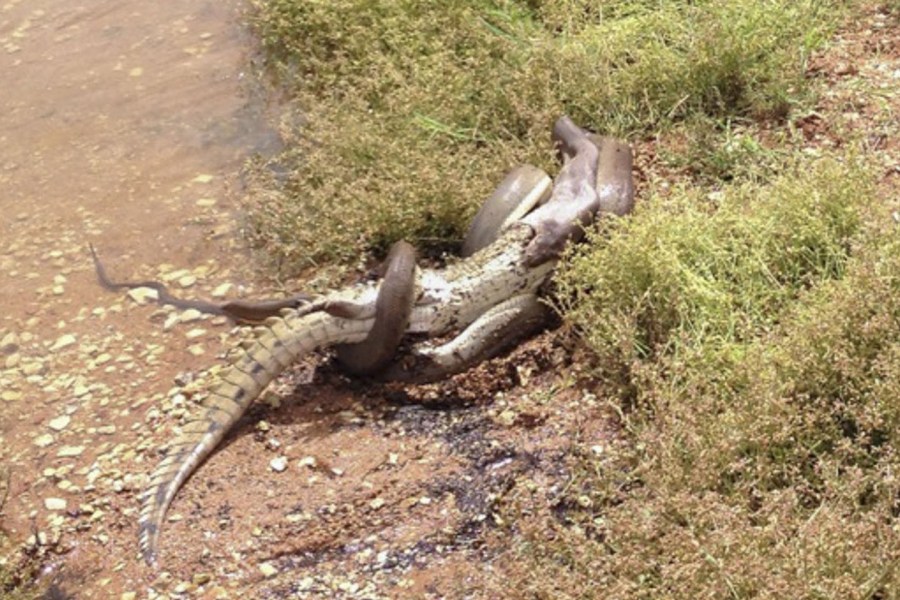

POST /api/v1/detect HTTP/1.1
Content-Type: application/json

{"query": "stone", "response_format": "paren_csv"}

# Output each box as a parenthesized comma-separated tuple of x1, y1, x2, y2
(34, 433, 54, 447)
(21, 361, 43, 376)
(48, 415, 70, 431)
(56, 445, 84, 458)
(1, 390, 22, 402)
(0, 331, 18, 349)
(496, 409, 517, 427)
(180, 309, 203, 323)
(270, 456, 288, 472)
(50, 334, 76, 352)
(126, 287, 159, 305)
(44, 497, 67, 511)
(210, 283, 233, 298)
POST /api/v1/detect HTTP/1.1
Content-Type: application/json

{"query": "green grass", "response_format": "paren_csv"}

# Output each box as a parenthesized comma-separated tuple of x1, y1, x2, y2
(555, 157, 867, 388)
(245, 0, 844, 273)
(508, 156, 900, 597)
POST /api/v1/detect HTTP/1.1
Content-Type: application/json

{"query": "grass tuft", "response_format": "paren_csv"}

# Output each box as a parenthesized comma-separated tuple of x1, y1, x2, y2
(555, 157, 868, 384)
(245, 0, 844, 273)
(508, 155, 900, 597)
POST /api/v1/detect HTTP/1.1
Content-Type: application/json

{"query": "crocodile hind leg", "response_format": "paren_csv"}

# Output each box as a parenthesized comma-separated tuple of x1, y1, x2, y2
(378, 293, 549, 383)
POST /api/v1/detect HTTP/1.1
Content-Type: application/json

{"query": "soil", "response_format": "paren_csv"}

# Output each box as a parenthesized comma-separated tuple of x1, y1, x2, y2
(0, 2, 898, 599)
(0, 2, 601, 597)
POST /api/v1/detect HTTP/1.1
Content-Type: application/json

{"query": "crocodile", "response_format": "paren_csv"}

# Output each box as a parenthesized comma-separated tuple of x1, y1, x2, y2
(137, 116, 635, 564)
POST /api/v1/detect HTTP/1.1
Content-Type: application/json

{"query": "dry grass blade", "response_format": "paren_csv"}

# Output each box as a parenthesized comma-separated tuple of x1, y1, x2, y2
(0, 467, 7, 515)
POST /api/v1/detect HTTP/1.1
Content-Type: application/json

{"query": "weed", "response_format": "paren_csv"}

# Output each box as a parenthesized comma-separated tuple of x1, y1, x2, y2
(508, 154, 900, 596)
(245, 0, 845, 274)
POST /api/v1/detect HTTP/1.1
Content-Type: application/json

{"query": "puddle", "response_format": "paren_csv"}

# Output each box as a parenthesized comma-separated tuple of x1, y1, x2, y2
(0, 0, 277, 253)
(0, 0, 284, 337)
(0, 0, 283, 592)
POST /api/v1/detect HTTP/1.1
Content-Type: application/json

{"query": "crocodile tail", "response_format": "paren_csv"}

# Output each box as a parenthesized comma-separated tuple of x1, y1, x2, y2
(137, 310, 370, 565)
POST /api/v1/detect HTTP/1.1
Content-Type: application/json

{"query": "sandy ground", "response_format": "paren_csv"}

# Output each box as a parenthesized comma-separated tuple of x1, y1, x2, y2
(0, 2, 597, 597)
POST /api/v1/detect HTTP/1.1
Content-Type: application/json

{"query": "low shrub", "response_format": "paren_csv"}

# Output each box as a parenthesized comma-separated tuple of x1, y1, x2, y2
(511, 157, 900, 597)
(245, 0, 843, 273)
